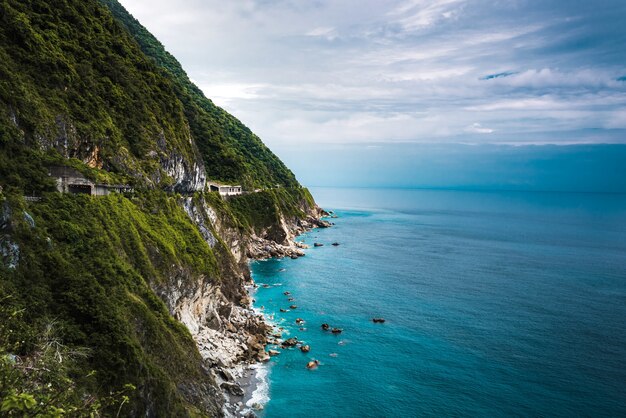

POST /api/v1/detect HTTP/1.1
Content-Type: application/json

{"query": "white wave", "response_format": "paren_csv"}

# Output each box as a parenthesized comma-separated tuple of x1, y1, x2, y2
(246, 363, 270, 411)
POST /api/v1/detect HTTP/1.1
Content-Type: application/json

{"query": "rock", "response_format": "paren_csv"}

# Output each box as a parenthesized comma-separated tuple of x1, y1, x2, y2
(221, 382, 244, 397)
(300, 345, 311, 353)
(268, 349, 281, 356)
(289, 305, 298, 310)
(22, 211, 35, 228)
(321, 323, 330, 331)
(306, 360, 320, 369)
(331, 328, 343, 334)
(281, 338, 298, 348)
(372, 318, 386, 323)
(288, 297, 295, 302)
(243, 411, 258, 418)
(283, 291, 291, 295)
(295, 318, 304, 324)
(217, 368, 235, 382)
(314, 243, 324, 247)
(331, 242, 340, 246)
(259, 353, 271, 362)
(262, 284, 270, 288)
(280, 308, 288, 313)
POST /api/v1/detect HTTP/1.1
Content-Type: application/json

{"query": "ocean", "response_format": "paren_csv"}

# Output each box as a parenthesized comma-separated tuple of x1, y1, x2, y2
(248, 187, 626, 417)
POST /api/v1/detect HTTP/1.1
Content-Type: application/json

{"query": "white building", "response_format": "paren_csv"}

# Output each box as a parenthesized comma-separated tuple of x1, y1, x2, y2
(208, 182, 242, 197)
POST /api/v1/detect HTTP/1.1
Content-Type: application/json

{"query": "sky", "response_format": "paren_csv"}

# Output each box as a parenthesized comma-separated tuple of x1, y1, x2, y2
(117, 0, 626, 191)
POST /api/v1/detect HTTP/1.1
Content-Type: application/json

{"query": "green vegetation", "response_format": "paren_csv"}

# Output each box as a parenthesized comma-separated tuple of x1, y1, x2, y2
(0, 0, 200, 189)
(228, 188, 316, 234)
(0, 296, 135, 417)
(0, 0, 318, 415)
(0, 0, 300, 192)
(0, 191, 223, 416)
(99, 0, 299, 189)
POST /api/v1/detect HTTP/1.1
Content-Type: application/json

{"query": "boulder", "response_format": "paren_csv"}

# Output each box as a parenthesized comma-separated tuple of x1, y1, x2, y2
(314, 243, 324, 247)
(372, 318, 386, 323)
(331, 328, 343, 334)
(281, 338, 298, 348)
(268, 349, 281, 357)
(321, 323, 330, 331)
(290, 305, 298, 310)
(221, 382, 244, 397)
(300, 345, 311, 353)
(306, 360, 320, 369)
(295, 318, 304, 324)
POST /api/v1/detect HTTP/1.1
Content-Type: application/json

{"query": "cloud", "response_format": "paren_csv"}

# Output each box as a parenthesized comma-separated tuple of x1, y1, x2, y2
(118, 0, 626, 146)
(465, 123, 494, 134)
(305, 26, 338, 40)
(388, 0, 464, 31)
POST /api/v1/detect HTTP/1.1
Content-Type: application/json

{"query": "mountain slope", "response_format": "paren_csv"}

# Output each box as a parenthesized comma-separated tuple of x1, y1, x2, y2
(0, 0, 321, 416)
(100, 0, 299, 190)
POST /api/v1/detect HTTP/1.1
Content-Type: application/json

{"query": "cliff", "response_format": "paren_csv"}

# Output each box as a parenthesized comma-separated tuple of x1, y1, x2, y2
(0, 0, 323, 416)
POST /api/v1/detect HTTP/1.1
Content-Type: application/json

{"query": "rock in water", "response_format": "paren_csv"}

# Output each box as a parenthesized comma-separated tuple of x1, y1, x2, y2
(332, 242, 340, 246)
(331, 328, 343, 334)
(314, 243, 324, 247)
(268, 349, 281, 356)
(306, 360, 320, 369)
(300, 345, 311, 353)
(290, 305, 298, 309)
(281, 337, 298, 348)
(321, 323, 330, 331)
(372, 318, 386, 323)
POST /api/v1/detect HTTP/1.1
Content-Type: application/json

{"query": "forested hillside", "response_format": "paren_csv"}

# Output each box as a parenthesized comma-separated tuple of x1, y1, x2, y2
(0, 0, 316, 416)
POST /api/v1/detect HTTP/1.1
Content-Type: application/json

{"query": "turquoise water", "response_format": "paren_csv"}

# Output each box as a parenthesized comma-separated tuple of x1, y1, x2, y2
(250, 188, 626, 417)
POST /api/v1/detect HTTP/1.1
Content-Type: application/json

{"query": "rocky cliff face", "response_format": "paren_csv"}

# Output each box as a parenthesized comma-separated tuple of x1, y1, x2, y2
(148, 193, 326, 415)
(0, 0, 322, 415)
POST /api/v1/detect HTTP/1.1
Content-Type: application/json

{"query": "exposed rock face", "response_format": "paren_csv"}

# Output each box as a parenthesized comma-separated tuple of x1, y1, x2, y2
(160, 153, 206, 193)
(0, 201, 19, 269)
(173, 194, 327, 410)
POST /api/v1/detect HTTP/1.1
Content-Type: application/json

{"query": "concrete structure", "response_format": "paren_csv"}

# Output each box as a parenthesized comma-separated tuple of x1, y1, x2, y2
(48, 166, 132, 196)
(208, 182, 242, 197)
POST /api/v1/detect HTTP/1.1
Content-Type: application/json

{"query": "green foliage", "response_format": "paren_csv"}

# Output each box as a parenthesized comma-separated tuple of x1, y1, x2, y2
(99, 0, 300, 189)
(0, 0, 198, 188)
(0, 192, 223, 416)
(228, 188, 315, 233)
(0, 294, 136, 417)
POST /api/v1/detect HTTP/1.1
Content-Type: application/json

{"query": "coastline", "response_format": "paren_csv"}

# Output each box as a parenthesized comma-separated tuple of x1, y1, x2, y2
(220, 208, 332, 417)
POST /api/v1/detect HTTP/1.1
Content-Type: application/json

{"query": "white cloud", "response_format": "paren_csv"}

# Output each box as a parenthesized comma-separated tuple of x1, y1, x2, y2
(388, 0, 464, 31)
(306, 26, 338, 40)
(118, 0, 626, 146)
(465, 123, 494, 134)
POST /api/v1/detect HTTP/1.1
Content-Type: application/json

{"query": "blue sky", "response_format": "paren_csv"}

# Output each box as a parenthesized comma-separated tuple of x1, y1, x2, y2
(119, 0, 626, 146)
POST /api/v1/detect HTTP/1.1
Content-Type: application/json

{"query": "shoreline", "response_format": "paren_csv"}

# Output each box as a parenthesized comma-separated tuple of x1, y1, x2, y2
(221, 209, 332, 417)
